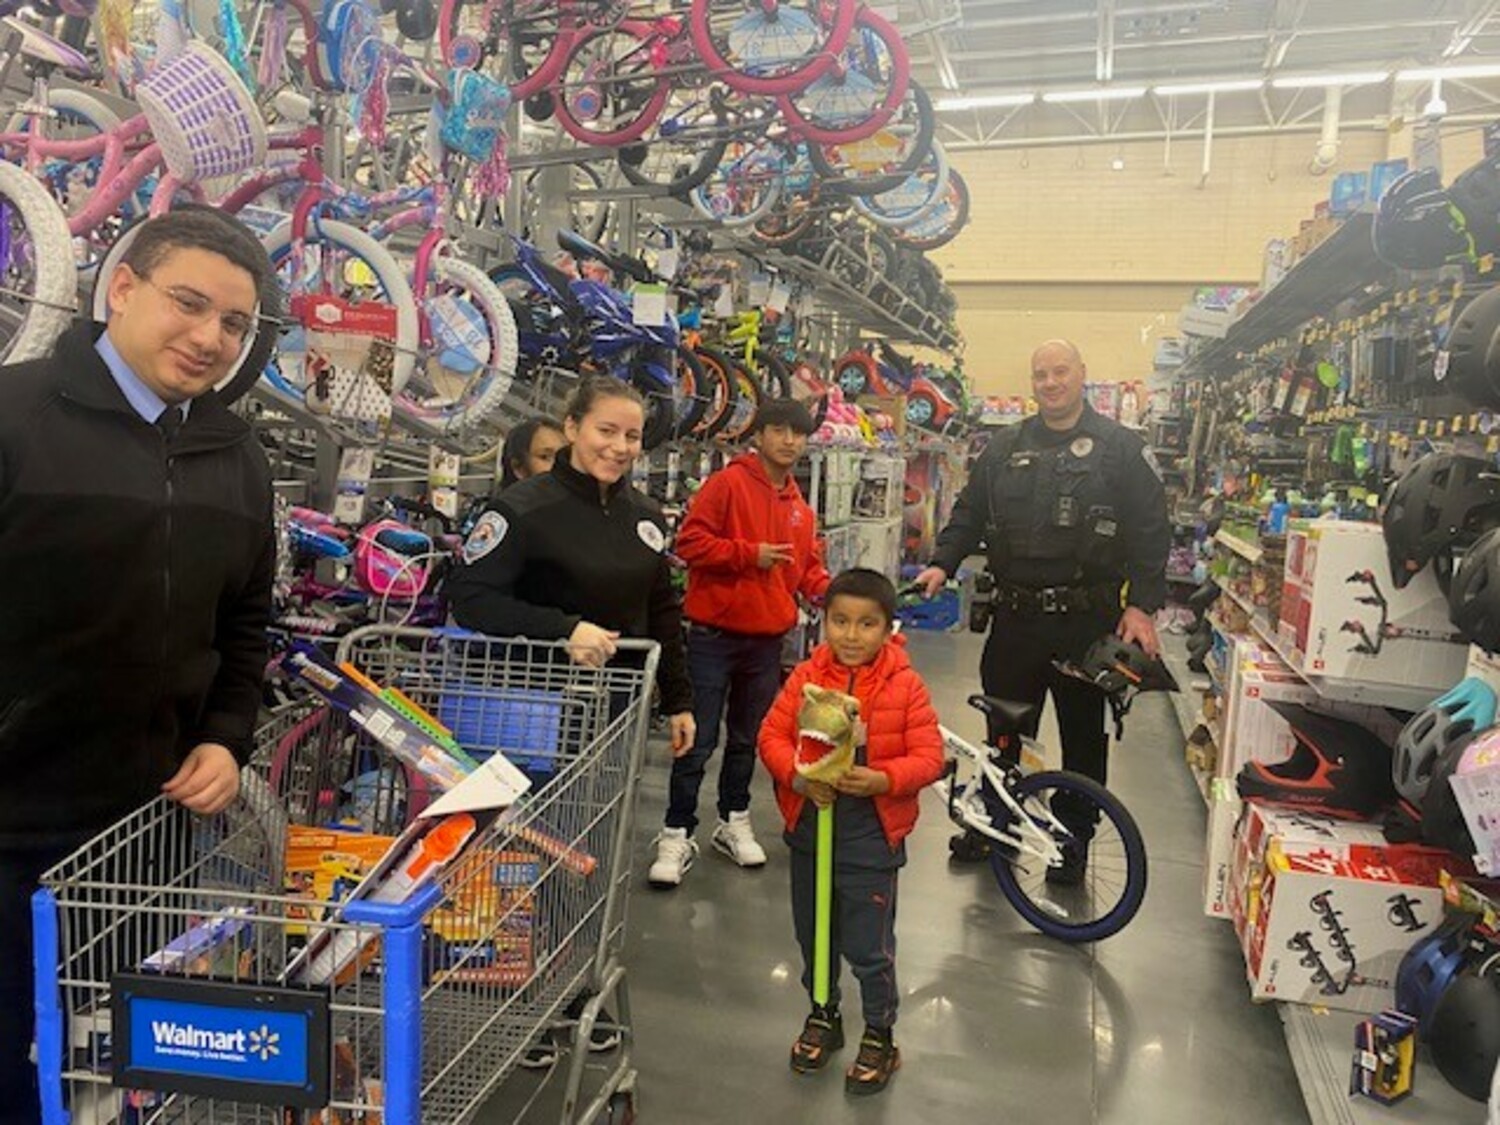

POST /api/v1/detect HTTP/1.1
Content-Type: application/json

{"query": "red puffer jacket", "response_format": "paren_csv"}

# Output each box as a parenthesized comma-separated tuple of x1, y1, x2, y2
(759, 633, 946, 848)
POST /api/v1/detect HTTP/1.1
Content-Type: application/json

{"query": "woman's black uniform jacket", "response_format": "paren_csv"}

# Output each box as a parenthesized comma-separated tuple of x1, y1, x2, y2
(0, 321, 274, 844)
(447, 454, 692, 714)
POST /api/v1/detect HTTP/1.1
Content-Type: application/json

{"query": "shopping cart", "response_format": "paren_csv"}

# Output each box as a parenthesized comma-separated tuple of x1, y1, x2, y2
(33, 627, 660, 1125)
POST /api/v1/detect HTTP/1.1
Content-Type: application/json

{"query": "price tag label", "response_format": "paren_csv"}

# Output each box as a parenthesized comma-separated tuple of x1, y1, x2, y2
(334, 447, 376, 525)
(747, 272, 771, 307)
(713, 284, 735, 318)
(767, 280, 791, 315)
(631, 283, 668, 326)
(655, 245, 679, 280)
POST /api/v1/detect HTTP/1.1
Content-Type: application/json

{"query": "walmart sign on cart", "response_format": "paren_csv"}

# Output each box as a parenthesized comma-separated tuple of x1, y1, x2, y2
(113, 974, 329, 1108)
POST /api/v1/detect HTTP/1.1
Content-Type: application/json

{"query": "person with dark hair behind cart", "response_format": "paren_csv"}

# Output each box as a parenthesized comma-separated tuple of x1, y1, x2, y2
(447, 376, 695, 1063)
(498, 415, 566, 490)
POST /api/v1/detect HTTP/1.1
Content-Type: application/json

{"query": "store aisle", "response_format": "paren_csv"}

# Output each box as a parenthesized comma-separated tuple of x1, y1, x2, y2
(481, 630, 1309, 1124)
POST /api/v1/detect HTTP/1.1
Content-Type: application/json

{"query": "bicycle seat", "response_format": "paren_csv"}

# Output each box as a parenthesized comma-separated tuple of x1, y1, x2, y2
(966, 694, 1038, 737)
(556, 229, 655, 284)
(1, 17, 91, 77)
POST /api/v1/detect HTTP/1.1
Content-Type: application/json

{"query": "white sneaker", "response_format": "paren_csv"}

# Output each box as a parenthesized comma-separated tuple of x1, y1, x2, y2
(712, 810, 767, 868)
(648, 827, 698, 888)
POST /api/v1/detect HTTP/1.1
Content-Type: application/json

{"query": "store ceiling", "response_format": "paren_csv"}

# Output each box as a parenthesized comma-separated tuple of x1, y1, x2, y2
(908, 0, 1500, 147)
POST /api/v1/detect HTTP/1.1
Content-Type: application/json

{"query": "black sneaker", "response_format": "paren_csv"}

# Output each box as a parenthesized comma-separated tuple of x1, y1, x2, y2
(844, 1027, 900, 1095)
(519, 1031, 559, 1070)
(587, 1007, 622, 1052)
(790, 1006, 844, 1073)
(947, 828, 991, 863)
(1046, 841, 1088, 887)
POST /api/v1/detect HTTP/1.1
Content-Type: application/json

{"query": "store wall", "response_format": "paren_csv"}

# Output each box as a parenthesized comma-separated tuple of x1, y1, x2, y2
(935, 127, 1485, 395)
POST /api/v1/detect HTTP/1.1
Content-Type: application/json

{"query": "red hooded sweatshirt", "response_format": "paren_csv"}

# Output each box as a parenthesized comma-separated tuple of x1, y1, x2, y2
(676, 452, 830, 636)
(759, 634, 946, 848)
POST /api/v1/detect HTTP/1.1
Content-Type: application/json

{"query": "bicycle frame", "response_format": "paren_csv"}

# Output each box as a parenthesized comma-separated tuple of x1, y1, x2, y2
(938, 726, 1067, 868)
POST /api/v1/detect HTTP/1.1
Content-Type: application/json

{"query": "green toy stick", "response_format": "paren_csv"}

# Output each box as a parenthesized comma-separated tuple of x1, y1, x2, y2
(813, 801, 834, 1007)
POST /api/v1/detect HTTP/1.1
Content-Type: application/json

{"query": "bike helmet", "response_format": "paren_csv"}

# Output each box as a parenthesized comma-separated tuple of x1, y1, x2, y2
(1451, 527, 1500, 653)
(1397, 919, 1475, 1029)
(1062, 636, 1179, 697)
(1428, 970, 1500, 1101)
(1236, 701, 1397, 819)
(1422, 730, 1482, 856)
(1382, 452, 1500, 590)
(1448, 158, 1500, 262)
(1373, 167, 1472, 270)
(1438, 285, 1500, 408)
(1393, 678, 1498, 804)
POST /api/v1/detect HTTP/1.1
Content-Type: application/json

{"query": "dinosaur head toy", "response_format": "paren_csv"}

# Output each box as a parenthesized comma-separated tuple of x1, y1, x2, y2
(795, 684, 860, 784)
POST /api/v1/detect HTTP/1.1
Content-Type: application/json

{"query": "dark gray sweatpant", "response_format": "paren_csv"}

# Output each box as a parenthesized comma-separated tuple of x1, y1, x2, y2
(789, 845, 901, 1030)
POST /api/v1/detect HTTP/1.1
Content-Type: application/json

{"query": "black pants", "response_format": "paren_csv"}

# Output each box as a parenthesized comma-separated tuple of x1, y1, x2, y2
(1, 837, 89, 1125)
(667, 628, 782, 833)
(980, 607, 1114, 784)
(789, 848, 900, 1030)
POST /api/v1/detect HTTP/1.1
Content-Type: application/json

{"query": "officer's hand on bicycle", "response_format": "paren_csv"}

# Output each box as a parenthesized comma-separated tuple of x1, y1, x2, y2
(792, 775, 837, 808)
(757, 542, 795, 569)
(1115, 606, 1161, 660)
(913, 565, 947, 598)
(567, 621, 620, 667)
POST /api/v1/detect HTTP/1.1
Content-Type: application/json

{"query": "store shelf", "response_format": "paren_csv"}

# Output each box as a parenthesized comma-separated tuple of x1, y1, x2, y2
(1280, 1004, 1477, 1125)
(1218, 584, 1261, 622)
(1214, 530, 1264, 564)
(1177, 212, 1385, 380)
(1244, 612, 1435, 712)
(1160, 635, 1204, 744)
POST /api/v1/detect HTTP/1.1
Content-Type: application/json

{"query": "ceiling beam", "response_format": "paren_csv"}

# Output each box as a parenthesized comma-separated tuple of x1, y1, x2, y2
(914, 0, 963, 91)
(1446, 0, 1500, 56)
(1262, 0, 1307, 70)
(1097, 0, 1116, 82)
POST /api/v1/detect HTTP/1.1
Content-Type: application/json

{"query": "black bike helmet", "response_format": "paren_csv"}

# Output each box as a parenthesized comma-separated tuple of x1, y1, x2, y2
(1073, 636, 1180, 696)
(1373, 167, 1472, 270)
(1438, 285, 1500, 408)
(1392, 679, 1497, 804)
(1448, 158, 1500, 262)
(1381, 452, 1500, 590)
(1427, 970, 1500, 1101)
(1450, 526, 1500, 653)
(1421, 730, 1481, 857)
(1236, 702, 1397, 819)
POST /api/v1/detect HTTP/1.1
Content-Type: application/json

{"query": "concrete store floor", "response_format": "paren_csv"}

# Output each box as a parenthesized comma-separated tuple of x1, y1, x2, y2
(479, 630, 1308, 1125)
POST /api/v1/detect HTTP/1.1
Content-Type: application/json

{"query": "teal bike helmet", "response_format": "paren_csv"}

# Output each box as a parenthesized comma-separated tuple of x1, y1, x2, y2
(1393, 678, 1498, 804)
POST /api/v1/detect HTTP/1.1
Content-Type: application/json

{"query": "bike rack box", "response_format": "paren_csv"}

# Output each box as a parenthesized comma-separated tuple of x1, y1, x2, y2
(1277, 521, 1466, 691)
(1242, 841, 1455, 1012)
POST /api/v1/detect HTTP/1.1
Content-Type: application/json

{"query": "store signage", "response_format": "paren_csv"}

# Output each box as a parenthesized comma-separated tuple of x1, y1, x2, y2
(112, 974, 330, 1108)
(1177, 303, 1232, 339)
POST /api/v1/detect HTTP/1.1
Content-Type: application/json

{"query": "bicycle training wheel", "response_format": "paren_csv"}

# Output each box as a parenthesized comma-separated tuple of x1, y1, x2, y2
(989, 769, 1147, 943)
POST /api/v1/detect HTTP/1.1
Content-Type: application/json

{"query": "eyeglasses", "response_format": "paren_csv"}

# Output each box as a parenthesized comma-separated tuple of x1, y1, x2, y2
(140, 275, 257, 342)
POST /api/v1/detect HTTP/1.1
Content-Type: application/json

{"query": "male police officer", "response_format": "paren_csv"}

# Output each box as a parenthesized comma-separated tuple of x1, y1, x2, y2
(915, 339, 1169, 880)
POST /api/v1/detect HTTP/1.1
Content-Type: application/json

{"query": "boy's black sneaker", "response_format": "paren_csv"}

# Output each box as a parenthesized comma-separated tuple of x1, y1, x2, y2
(565, 994, 622, 1051)
(519, 1031, 559, 1070)
(948, 828, 991, 863)
(790, 1006, 844, 1073)
(845, 1027, 900, 1095)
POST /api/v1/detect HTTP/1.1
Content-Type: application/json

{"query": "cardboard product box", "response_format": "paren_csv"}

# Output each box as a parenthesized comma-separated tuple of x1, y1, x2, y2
(856, 394, 907, 437)
(1203, 783, 1244, 919)
(283, 826, 398, 936)
(1330, 171, 1370, 216)
(1277, 521, 1468, 691)
(431, 850, 540, 988)
(1369, 159, 1410, 203)
(852, 516, 903, 581)
(1243, 842, 1456, 1012)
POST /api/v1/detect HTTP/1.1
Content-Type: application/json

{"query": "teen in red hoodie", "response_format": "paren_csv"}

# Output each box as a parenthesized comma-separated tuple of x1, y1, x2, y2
(759, 568, 945, 1095)
(649, 399, 830, 888)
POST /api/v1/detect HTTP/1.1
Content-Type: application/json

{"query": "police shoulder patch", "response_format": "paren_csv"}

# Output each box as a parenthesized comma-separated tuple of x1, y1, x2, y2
(637, 518, 665, 553)
(462, 511, 508, 564)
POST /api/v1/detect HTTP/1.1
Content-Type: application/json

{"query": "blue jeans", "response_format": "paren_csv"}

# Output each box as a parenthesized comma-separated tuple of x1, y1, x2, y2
(667, 627, 784, 833)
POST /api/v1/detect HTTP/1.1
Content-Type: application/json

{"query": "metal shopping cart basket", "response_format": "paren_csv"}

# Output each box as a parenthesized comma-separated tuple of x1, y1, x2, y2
(33, 627, 660, 1125)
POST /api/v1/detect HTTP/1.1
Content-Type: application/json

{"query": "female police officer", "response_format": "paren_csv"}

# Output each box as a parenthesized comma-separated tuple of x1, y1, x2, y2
(448, 378, 695, 755)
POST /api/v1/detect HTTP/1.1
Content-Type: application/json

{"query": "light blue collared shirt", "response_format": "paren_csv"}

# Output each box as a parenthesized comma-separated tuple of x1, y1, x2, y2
(95, 332, 188, 426)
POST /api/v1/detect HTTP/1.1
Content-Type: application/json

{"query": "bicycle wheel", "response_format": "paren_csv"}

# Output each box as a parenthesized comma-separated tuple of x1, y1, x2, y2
(808, 80, 935, 196)
(523, 162, 612, 243)
(397, 253, 519, 428)
(689, 137, 787, 226)
(754, 347, 791, 398)
(689, 0, 855, 96)
(989, 769, 1147, 943)
(616, 87, 745, 196)
(0, 160, 76, 364)
(775, 8, 909, 146)
(261, 217, 420, 413)
(90, 207, 280, 407)
(440, 0, 573, 100)
(892, 169, 971, 251)
(715, 356, 762, 441)
(551, 22, 671, 147)
(671, 341, 709, 438)
(687, 343, 738, 438)
(850, 141, 951, 229)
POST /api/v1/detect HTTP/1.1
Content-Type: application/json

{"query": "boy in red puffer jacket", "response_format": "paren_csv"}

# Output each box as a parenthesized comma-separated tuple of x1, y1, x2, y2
(759, 568, 945, 1096)
(650, 399, 830, 889)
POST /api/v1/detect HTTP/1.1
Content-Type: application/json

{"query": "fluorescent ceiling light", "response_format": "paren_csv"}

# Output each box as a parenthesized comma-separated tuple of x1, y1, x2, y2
(1154, 78, 1264, 96)
(1397, 63, 1500, 81)
(934, 92, 1037, 111)
(1270, 71, 1389, 88)
(1042, 86, 1148, 103)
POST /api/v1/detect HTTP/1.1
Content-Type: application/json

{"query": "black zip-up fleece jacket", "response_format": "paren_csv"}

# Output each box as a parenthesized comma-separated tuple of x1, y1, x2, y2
(447, 454, 692, 714)
(0, 321, 274, 843)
